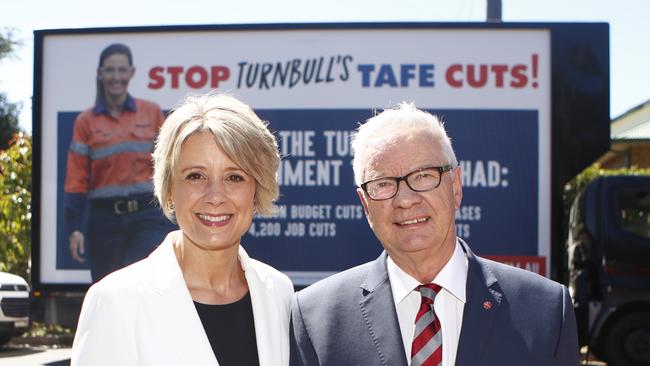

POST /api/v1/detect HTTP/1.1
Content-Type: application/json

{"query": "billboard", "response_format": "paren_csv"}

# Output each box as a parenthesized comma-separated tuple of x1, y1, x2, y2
(33, 23, 609, 288)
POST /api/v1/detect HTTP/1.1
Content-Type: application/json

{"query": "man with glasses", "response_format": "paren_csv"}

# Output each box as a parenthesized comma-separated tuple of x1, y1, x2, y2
(290, 103, 579, 366)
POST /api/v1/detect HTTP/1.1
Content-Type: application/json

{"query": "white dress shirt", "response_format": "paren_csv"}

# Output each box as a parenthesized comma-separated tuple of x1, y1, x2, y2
(387, 239, 468, 366)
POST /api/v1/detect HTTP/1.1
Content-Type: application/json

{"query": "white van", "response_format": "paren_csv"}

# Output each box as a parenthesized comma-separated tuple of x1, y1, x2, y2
(0, 272, 30, 346)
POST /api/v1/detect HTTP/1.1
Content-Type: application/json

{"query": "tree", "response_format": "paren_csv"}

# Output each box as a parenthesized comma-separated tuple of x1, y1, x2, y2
(0, 93, 21, 150)
(0, 133, 31, 280)
(0, 29, 23, 150)
(0, 30, 20, 60)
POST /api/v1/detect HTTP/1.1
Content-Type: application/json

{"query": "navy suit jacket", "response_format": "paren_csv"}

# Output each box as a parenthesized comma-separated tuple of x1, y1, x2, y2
(290, 240, 579, 366)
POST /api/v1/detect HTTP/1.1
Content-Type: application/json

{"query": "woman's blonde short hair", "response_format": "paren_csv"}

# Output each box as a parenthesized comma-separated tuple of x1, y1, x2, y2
(153, 93, 280, 221)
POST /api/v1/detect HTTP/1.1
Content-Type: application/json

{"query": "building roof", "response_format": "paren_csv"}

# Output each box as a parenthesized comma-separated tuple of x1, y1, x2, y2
(612, 99, 650, 141)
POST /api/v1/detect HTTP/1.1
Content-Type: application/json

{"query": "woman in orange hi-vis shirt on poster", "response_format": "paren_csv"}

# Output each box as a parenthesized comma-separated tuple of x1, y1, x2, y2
(64, 43, 174, 282)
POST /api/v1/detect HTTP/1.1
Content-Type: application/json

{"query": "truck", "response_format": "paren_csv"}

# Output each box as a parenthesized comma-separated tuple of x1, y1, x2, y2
(568, 175, 650, 366)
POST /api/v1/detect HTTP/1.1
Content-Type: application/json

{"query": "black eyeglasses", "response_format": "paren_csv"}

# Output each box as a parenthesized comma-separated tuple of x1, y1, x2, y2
(360, 165, 454, 201)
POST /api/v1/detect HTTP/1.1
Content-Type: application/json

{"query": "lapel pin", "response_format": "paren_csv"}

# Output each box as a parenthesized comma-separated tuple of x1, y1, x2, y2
(483, 301, 492, 310)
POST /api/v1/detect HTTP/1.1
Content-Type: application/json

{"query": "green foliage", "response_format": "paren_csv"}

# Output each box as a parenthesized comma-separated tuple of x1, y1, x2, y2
(0, 29, 23, 150)
(0, 133, 32, 280)
(0, 30, 29, 280)
(0, 28, 21, 60)
(24, 322, 73, 337)
(0, 93, 22, 150)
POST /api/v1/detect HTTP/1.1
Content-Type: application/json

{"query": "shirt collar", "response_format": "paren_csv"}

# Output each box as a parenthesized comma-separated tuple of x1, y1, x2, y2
(93, 94, 137, 116)
(387, 238, 468, 305)
(435, 239, 468, 303)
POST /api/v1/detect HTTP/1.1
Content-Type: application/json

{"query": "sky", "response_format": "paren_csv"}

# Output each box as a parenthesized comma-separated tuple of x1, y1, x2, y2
(1, 0, 648, 133)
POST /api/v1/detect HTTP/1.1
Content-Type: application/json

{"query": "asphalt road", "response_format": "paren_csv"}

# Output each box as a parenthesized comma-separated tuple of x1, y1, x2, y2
(0, 345, 71, 366)
(0, 344, 607, 365)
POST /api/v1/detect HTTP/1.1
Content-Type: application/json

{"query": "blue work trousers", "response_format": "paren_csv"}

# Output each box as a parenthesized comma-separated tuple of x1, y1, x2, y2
(87, 197, 175, 282)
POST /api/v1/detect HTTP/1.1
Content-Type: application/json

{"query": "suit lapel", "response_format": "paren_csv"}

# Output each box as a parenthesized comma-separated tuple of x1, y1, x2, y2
(359, 252, 409, 366)
(455, 240, 503, 366)
(239, 247, 287, 366)
(144, 232, 219, 365)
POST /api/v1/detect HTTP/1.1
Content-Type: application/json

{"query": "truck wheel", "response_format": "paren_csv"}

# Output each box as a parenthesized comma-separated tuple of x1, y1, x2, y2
(603, 312, 650, 366)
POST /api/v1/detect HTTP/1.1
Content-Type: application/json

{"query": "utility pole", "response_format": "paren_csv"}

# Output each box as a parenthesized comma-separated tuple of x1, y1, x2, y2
(487, 0, 502, 22)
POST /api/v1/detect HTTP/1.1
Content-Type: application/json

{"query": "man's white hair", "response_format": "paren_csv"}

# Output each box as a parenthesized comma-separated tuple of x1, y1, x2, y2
(351, 102, 458, 186)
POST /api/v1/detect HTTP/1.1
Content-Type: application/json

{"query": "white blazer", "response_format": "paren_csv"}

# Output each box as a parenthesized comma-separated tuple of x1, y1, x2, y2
(71, 231, 294, 366)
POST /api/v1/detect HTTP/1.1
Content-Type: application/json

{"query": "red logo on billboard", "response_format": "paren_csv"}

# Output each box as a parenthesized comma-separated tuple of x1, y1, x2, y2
(148, 65, 231, 90)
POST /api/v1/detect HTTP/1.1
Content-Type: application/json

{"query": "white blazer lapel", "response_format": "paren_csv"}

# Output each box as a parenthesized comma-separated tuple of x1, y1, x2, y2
(141, 235, 219, 366)
(135, 233, 290, 366)
(239, 246, 291, 366)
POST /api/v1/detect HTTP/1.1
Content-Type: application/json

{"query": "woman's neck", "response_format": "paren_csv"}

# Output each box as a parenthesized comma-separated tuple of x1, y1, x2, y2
(173, 233, 248, 305)
(104, 94, 128, 118)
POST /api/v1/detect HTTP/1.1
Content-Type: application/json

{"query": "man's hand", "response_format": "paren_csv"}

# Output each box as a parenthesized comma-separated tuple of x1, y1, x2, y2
(69, 230, 86, 263)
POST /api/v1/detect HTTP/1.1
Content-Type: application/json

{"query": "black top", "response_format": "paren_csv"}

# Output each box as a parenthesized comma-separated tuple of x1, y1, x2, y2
(194, 292, 259, 366)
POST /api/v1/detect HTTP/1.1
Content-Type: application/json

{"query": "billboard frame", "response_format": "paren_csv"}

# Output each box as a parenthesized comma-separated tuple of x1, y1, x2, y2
(32, 21, 609, 292)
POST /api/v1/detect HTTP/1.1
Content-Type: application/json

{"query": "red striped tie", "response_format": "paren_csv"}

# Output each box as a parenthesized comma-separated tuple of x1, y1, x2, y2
(411, 283, 442, 366)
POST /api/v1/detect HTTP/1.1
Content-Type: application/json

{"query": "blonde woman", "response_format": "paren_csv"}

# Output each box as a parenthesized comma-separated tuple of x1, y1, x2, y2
(72, 93, 293, 366)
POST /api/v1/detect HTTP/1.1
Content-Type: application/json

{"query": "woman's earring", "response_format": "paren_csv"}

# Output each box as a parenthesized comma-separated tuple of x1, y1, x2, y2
(167, 201, 175, 213)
